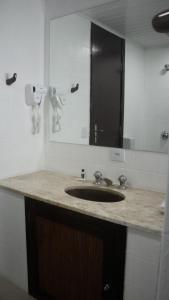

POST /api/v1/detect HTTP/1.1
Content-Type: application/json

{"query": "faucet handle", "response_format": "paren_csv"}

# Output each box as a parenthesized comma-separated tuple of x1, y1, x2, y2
(94, 171, 103, 184)
(103, 178, 113, 187)
(118, 175, 127, 190)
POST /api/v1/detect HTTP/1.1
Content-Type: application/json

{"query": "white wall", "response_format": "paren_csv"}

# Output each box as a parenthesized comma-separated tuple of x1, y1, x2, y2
(45, 142, 168, 192)
(156, 157, 169, 299)
(44, 0, 168, 193)
(0, 190, 27, 291)
(0, 0, 45, 179)
(144, 47, 169, 153)
(124, 228, 161, 300)
(124, 41, 146, 150)
(49, 14, 90, 144)
(125, 44, 169, 153)
(45, 0, 112, 20)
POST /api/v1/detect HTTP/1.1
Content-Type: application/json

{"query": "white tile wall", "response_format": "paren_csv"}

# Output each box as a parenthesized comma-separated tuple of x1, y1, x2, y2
(45, 141, 168, 192)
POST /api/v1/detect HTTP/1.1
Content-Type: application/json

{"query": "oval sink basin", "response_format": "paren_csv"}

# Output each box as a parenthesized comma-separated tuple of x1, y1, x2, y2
(65, 186, 125, 203)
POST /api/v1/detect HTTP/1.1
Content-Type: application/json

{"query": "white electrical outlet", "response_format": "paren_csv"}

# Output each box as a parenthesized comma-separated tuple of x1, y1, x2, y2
(111, 149, 125, 162)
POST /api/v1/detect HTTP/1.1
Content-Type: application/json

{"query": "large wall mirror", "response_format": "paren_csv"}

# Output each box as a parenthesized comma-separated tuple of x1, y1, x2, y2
(49, 0, 169, 153)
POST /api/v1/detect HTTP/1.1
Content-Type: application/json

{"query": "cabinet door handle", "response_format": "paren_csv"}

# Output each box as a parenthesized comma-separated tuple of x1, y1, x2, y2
(94, 124, 97, 144)
(103, 283, 110, 292)
(94, 124, 104, 144)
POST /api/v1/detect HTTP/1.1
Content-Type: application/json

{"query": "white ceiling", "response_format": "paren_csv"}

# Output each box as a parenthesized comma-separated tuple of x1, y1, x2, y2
(82, 0, 169, 48)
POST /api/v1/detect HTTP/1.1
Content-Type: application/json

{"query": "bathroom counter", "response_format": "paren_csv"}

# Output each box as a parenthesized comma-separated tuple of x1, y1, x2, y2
(0, 170, 165, 234)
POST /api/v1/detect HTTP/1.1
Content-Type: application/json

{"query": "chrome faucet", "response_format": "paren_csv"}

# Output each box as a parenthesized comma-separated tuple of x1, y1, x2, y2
(94, 171, 103, 185)
(94, 171, 113, 187)
(118, 175, 127, 190)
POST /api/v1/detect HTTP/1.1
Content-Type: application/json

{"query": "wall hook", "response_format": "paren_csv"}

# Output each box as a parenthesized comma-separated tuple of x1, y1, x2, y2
(164, 64, 169, 71)
(71, 83, 79, 93)
(161, 64, 169, 75)
(6, 73, 17, 85)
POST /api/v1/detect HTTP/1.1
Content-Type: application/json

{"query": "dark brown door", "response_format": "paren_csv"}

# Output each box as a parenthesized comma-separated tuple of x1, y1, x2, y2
(90, 23, 125, 148)
(25, 198, 126, 300)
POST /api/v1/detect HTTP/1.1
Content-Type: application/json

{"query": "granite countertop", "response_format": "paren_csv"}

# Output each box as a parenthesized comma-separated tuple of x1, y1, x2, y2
(0, 170, 165, 234)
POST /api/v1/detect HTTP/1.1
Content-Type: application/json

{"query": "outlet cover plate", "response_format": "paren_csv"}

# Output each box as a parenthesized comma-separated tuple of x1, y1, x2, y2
(111, 149, 125, 162)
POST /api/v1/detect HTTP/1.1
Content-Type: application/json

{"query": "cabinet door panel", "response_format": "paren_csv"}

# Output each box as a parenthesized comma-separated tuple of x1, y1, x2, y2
(36, 216, 103, 300)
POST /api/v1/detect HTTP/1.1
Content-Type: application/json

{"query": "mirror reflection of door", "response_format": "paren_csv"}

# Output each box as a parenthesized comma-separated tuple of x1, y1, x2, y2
(49, 6, 169, 154)
(90, 23, 125, 148)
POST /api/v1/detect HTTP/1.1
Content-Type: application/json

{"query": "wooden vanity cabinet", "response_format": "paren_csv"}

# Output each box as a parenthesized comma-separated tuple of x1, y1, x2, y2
(25, 197, 127, 300)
